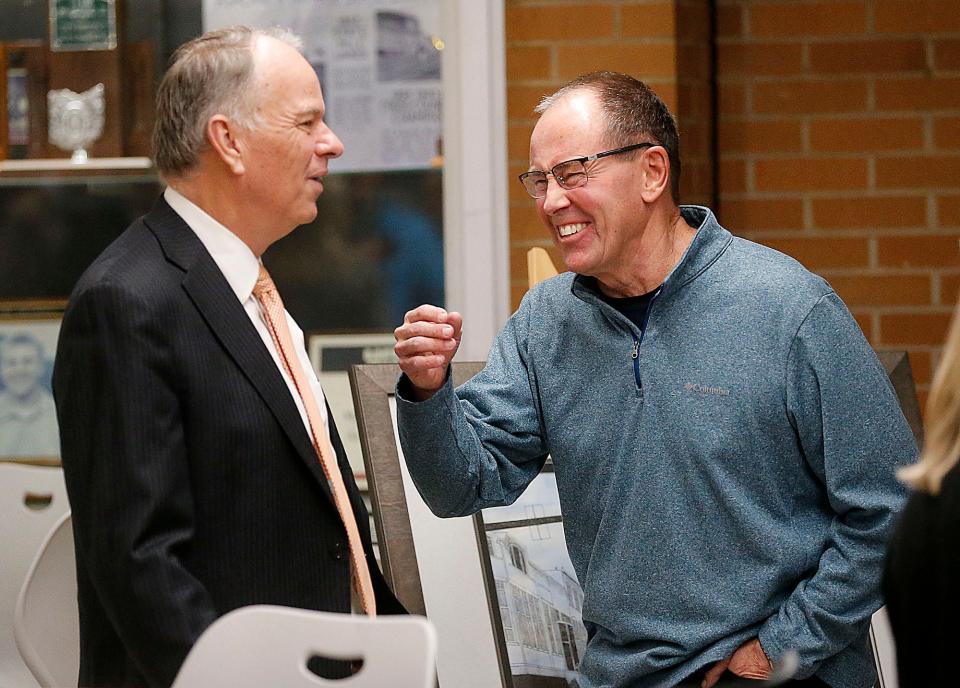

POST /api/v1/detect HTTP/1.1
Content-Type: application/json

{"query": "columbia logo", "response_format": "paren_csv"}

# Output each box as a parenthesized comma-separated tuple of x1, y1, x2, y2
(684, 382, 730, 396)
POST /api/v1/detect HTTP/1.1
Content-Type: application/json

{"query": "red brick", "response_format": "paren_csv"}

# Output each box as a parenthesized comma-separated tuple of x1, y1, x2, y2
(750, 2, 866, 37)
(758, 237, 869, 269)
(935, 117, 960, 150)
(905, 349, 933, 388)
(753, 79, 868, 114)
(934, 39, 960, 71)
(879, 312, 953, 347)
(559, 43, 677, 79)
(680, 121, 711, 157)
(940, 272, 960, 306)
(716, 4, 743, 38)
(681, 160, 714, 206)
(622, 3, 675, 39)
(812, 196, 927, 229)
(809, 117, 924, 152)
(719, 198, 805, 231)
(676, 1, 712, 42)
(719, 120, 803, 154)
(654, 82, 679, 114)
(506, 46, 552, 82)
(508, 124, 534, 163)
(510, 204, 547, 242)
(940, 196, 960, 226)
(717, 83, 745, 115)
(829, 275, 931, 307)
(810, 40, 926, 75)
(506, 5, 616, 41)
(878, 235, 960, 268)
(676, 81, 712, 119)
(508, 85, 550, 120)
(876, 76, 960, 111)
(719, 159, 747, 193)
(876, 155, 960, 190)
(718, 42, 804, 76)
(678, 44, 711, 79)
(755, 158, 868, 192)
(876, 0, 960, 33)
(852, 311, 875, 341)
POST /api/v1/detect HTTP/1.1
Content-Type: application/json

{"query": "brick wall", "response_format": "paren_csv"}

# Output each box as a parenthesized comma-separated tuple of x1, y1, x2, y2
(716, 0, 960, 406)
(505, 0, 960, 406)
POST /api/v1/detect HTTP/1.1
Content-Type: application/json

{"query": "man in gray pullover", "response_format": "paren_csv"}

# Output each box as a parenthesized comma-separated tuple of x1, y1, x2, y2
(393, 72, 915, 688)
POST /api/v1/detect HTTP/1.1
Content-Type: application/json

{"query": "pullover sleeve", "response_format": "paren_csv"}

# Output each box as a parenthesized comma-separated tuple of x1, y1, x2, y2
(758, 292, 915, 678)
(396, 298, 548, 517)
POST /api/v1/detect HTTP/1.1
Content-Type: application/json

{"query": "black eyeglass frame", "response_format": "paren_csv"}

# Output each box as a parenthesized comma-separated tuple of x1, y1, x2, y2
(518, 142, 659, 198)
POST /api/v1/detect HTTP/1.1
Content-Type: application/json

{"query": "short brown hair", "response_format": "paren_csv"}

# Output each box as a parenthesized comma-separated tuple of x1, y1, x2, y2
(536, 71, 682, 203)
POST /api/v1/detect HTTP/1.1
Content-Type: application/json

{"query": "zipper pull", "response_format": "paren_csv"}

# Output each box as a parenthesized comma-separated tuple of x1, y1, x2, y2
(631, 340, 640, 359)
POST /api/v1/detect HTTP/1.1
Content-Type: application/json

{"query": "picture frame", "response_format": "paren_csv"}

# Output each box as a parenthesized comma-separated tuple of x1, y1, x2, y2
(0, 304, 63, 465)
(307, 332, 397, 489)
(350, 352, 924, 688)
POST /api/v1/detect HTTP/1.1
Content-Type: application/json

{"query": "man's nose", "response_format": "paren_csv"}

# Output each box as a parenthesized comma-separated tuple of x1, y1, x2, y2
(541, 176, 570, 214)
(317, 127, 344, 159)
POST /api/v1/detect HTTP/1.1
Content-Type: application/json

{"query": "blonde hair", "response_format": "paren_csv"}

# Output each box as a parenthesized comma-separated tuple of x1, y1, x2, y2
(898, 296, 960, 494)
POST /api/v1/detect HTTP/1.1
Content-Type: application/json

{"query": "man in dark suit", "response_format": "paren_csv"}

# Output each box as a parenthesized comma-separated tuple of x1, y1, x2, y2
(53, 27, 404, 688)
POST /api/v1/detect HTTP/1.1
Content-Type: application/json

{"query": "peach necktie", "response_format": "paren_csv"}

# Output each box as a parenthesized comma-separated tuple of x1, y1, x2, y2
(252, 265, 376, 616)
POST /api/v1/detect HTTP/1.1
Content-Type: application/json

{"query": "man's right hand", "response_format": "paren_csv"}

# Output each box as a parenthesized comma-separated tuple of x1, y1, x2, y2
(394, 304, 463, 400)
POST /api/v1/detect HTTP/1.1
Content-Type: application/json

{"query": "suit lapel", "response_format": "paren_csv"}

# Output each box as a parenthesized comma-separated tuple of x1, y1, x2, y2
(143, 198, 335, 502)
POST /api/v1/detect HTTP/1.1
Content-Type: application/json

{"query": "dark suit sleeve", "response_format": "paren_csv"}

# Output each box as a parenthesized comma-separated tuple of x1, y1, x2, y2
(54, 279, 217, 687)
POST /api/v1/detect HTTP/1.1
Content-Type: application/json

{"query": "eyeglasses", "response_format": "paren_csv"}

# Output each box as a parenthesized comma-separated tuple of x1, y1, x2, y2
(518, 142, 658, 199)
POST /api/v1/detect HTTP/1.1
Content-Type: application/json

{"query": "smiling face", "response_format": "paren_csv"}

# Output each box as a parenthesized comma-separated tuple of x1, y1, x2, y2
(239, 37, 344, 244)
(529, 90, 652, 293)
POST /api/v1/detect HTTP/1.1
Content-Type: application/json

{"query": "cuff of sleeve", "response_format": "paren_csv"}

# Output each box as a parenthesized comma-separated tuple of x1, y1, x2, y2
(757, 623, 786, 666)
(396, 369, 453, 404)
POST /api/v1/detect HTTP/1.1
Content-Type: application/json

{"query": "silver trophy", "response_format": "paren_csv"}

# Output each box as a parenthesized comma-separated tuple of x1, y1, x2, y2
(47, 82, 105, 164)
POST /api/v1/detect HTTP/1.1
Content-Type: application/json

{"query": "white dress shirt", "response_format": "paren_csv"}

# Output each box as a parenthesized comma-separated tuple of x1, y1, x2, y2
(163, 186, 331, 443)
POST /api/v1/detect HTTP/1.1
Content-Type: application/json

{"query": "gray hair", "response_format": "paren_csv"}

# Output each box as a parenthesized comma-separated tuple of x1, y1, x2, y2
(535, 71, 682, 203)
(153, 26, 304, 176)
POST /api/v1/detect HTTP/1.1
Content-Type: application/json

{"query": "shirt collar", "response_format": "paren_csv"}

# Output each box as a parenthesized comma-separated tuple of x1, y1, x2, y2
(163, 186, 260, 302)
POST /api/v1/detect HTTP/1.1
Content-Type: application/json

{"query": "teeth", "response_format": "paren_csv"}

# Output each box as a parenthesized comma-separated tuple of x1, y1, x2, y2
(558, 222, 587, 237)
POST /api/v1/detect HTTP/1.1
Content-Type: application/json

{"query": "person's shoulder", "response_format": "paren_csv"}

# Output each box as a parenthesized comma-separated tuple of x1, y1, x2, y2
(719, 235, 832, 306)
(70, 217, 171, 303)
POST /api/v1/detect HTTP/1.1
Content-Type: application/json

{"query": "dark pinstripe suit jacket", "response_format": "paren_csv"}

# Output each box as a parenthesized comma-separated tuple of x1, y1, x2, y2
(53, 197, 404, 688)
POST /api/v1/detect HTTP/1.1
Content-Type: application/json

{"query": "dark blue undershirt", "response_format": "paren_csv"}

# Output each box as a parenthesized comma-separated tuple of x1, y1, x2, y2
(597, 285, 661, 336)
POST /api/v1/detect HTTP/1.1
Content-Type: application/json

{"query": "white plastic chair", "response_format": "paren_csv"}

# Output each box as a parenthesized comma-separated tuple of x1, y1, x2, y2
(870, 606, 899, 688)
(0, 463, 70, 688)
(171, 605, 437, 688)
(14, 512, 79, 688)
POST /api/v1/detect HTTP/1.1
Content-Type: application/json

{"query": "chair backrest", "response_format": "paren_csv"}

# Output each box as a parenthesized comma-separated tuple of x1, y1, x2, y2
(0, 463, 70, 688)
(870, 606, 899, 688)
(14, 512, 79, 688)
(171, 605, 437, 688)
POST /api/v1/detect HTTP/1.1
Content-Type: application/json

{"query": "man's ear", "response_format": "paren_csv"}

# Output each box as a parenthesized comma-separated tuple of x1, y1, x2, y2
(639, 145, 670, 203)
(207, 115, 245, 175)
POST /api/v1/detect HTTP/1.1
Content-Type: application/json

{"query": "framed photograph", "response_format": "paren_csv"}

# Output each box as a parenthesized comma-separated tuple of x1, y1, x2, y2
(351, 352, 922, 688)
(308, 332, 397, 489)
(0, 307, 62, 465)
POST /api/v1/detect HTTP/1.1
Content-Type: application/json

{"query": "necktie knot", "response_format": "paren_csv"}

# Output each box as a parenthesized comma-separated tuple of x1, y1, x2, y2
(253, 265, 277, 300)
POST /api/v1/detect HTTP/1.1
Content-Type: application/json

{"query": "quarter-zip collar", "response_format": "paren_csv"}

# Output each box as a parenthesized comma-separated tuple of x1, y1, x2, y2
(571, 205, 733, 306)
